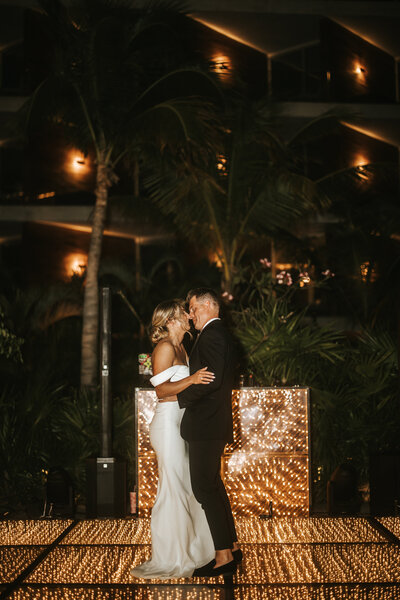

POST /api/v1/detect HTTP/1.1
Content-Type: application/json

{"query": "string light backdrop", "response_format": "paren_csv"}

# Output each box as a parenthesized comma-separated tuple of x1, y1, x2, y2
(135, 387, 310, 517)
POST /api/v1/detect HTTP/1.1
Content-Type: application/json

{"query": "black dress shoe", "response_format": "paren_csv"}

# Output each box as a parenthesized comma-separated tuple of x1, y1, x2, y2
(233, 549, 243, 563)
(193, 559, 237, 578)
(192, 559, 216, 577)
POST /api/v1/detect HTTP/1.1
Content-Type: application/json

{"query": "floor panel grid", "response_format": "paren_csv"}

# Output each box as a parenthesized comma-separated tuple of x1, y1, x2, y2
(0, 521, 72, 546)
(0, 547, 46, 583)
(8, 584, 400, 600)
(377, 517, 400, 539)
(21, 542, 400, 585)
(1, 517, 400, 600)
(59, 517, 386, 546)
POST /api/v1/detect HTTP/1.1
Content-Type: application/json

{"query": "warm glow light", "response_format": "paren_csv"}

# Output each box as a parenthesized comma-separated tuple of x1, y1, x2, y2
(352, 61, 367, 83)
(192, 16, 264, 53)
(208, 251, 223, 268)
(353, 153, 368, 168)
(3, 517, 399, 588)
(360, 262, 375, 283)
(37, 191, 55, 200)
(64, 252, 87, 278)
(67, 150, 91, 176)
(210, 54, 232, 80)
(341, 122, 388, 144)
(216, 154, 227, 175)
(352, 154, 370, 181)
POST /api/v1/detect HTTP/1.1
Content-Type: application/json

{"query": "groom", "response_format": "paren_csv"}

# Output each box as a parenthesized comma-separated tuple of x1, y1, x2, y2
(177, 288, 241, 577)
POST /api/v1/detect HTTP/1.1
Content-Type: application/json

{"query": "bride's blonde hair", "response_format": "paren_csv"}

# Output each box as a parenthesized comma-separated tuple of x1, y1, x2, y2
(150, 299, 187, 344)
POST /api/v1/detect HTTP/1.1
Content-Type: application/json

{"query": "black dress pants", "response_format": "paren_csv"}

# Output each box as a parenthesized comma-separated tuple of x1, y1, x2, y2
(188, 439, 237, 551)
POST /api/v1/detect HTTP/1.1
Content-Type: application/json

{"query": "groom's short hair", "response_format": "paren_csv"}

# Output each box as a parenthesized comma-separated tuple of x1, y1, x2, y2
(187, 288, 220, 310)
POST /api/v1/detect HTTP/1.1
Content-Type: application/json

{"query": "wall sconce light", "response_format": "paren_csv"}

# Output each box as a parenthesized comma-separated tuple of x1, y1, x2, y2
(64, 252, 87, 278)
(352, 153, 370, 181)
(67, 150, 91, 176)
(353, 62, 367, 82)
(210, 54, 232, 80)
(73, 154, 85, 170)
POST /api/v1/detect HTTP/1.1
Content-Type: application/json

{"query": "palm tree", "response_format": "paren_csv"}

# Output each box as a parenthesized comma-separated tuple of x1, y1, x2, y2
(25, 0, 220, 387)
(146, 96, 326, 293)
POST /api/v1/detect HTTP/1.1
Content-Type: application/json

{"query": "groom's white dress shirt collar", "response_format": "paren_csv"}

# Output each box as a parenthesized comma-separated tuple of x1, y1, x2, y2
(201, 317, 220, 331)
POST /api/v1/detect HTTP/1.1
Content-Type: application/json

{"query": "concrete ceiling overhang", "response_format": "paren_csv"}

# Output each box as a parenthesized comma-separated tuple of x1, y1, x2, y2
(188, 1, 400, 147)
(191, 11, 400, 59)
(35, 220, 172, 246)
(190, 1, 400, 58)
(278, 102, 400, 148)
(192, 12, 320, 57)
(2, 1, 400, 145)
(331, 16, 400, 59)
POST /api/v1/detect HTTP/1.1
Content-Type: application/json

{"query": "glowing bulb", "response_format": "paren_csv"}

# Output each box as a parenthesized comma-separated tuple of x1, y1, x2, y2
(67, 150, 91, 176)
(64, 252, 87, 278)
(353, 62, 367, 84)
(210, 54, 232, 80)
(353, 154, 370, 181)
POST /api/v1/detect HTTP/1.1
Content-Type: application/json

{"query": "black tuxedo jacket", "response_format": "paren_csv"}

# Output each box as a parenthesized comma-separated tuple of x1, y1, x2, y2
(178, 319, 235, 443)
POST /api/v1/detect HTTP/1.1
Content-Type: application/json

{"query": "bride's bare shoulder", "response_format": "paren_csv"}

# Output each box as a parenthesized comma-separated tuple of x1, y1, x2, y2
(152, 340, 175, 370)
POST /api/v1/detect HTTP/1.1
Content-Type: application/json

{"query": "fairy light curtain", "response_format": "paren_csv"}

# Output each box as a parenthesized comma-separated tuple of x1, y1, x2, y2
(135, 387, 310, 517)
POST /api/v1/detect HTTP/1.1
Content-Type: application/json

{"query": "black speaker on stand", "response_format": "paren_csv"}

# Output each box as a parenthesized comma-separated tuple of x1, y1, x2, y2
(86, 287, 126, 517)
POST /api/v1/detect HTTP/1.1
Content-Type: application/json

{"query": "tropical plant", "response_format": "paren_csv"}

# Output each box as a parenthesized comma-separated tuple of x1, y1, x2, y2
(311, 328, 399, 497)
(0, 380, 136, 512)
(0, 281, 83, 389)
(232, 279, 344, 387)
(315, 174, 400, 323)
(25, 0, 220, 388)
(235, 302, 399, 501)
(0, 378, 68, 512)
(230, 259, 399, 501)
(146, 97, 331, 294)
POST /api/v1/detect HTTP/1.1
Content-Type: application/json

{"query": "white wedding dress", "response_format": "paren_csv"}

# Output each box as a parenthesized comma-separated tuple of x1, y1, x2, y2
(130, 364, 215, 579)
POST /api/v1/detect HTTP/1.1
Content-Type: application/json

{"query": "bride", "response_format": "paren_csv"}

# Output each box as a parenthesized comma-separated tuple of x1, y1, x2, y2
(130, 299, 215, 579)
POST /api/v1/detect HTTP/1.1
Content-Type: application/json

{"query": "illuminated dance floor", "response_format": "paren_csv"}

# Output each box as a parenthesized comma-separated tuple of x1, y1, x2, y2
(1, 516, 400, 599)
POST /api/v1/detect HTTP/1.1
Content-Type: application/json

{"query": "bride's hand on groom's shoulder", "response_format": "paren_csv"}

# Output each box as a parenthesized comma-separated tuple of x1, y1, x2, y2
(192, 367, 215, 385)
